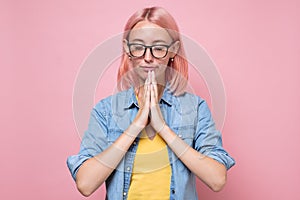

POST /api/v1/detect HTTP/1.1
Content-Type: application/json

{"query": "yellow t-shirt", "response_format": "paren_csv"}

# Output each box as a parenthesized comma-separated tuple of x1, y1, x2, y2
(127, 130, 171, 200)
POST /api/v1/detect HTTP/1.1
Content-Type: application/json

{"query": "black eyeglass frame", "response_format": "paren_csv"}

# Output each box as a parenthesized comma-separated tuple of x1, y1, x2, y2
(127, 41, 177, 59)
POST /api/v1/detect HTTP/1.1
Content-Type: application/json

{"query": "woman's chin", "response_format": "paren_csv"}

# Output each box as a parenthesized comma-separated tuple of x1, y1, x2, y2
(136, 70, 148, 80)
(134, 68, 166, 85)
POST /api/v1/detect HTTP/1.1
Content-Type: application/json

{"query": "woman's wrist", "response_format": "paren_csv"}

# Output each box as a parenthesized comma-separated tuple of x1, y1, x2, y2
(158, 124, 173, 140)
(159, 126, 190, 158)
(156, 121, 166, 133)
(125, 122, 144, 138)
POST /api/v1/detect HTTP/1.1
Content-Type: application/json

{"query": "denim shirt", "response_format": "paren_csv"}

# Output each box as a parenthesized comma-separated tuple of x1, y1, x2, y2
(67, 86, 235, 200)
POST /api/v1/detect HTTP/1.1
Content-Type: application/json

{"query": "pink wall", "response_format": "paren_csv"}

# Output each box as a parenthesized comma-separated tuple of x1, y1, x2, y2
(1, 0, 299, 199)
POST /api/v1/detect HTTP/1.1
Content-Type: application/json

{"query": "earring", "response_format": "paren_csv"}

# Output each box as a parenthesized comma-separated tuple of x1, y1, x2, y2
(128, 55, 132, 60)
(170, 57, 174, 62)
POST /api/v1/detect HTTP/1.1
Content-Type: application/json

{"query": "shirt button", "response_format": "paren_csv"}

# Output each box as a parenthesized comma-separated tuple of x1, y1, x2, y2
(178, 134, 182, 138)
(123, 192, 127, 196)
(127, 167, 131, 171)
(171, 189, 175, 194)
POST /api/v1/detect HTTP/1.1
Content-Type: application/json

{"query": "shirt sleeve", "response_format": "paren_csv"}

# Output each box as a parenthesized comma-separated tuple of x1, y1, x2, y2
(194, 99, 235, 170)
(66, 104, 109, 181)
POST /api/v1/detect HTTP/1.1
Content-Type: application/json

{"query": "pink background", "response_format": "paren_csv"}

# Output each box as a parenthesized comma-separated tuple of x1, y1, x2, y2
(1, 0, 299, 199)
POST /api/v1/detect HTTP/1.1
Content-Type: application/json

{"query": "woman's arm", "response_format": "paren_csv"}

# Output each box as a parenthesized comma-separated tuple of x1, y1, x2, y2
(75, 80, 151, 197)
(75, 123, 142, 197)
(148, 71, 230, 192)
(159, 127, 227, 192)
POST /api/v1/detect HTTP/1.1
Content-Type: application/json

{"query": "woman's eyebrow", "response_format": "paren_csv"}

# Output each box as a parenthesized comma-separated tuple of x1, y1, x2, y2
(130, 39, 145, 43)
(152, 39, 168, 44)
(130, 39, 169, 44)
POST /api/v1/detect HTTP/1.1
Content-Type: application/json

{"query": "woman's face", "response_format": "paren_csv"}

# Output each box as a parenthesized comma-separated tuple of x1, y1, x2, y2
(124, 21, 179, 85)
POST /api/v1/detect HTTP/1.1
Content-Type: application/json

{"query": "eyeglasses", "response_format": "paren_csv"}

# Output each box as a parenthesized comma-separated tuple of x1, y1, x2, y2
(127, 41, 176, 59)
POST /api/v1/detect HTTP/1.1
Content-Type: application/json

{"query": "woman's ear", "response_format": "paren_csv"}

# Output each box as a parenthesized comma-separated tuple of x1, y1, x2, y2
(169, 40, 180, 57)
(123, 39, 130, 54)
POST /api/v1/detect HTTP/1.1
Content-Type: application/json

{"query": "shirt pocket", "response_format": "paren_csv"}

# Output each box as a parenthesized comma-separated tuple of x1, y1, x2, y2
(172, 124, 195, 146)
(107, 128, 124, 144)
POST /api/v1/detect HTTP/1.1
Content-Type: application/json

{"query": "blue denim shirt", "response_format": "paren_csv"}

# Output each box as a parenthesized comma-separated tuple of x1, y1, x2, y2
(67, 86, 235, 200)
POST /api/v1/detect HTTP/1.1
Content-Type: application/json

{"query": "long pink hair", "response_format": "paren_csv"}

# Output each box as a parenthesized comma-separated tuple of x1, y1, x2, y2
(117, 7, 188, 96)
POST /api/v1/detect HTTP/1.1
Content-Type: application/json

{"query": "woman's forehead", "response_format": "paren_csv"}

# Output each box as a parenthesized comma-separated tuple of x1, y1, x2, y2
(128, 21, 172, 43)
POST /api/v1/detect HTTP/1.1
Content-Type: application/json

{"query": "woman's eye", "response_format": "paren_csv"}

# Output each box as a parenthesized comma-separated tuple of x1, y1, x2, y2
(133, 45, 144, 51)
(153, 46, 166, 51)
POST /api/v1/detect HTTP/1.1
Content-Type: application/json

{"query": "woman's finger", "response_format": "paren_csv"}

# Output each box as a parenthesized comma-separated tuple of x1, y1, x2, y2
(144, 71, 151, 91)
(151, 70, 157, 84)
(150, 84, 154, 106)
(151, 71, 158, 101)
(145, 83, 150, 108)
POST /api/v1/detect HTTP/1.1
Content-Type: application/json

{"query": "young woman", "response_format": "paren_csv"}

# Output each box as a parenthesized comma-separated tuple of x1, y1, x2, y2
(67, 7, 235, 200)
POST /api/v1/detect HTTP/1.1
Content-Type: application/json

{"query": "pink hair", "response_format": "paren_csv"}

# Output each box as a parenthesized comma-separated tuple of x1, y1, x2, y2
(117, 7, 188, 95)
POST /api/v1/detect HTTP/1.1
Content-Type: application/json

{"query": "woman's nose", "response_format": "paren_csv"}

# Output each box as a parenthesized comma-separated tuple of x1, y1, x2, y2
(144, 48, 154, 62)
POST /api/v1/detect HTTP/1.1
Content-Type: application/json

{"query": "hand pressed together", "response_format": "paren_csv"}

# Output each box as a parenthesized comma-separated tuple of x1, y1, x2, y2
(132, 71, 166, 134)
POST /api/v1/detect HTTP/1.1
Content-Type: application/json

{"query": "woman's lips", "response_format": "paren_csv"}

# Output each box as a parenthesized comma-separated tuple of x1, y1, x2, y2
(140, 66, 157, 71)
